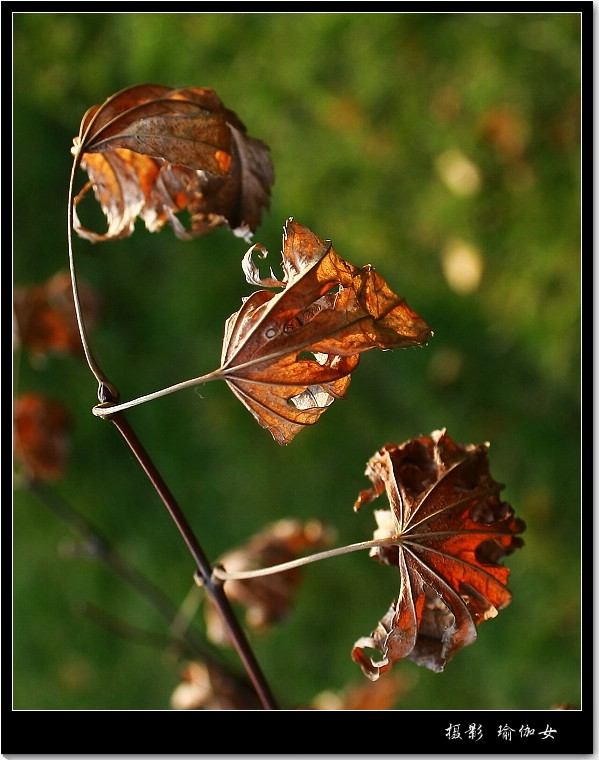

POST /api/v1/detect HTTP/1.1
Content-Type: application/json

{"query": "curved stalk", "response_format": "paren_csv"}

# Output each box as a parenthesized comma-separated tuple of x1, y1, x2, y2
(92, 368, 223, 417)
(67, 148, 118, 404)
(212, 536, 400, 581)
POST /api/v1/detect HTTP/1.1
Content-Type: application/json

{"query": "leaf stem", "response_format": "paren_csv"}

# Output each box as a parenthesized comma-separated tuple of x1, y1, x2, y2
(91, 369, 223, 417)
(67, 149, 119, 404)
(213, 536, 398, 581)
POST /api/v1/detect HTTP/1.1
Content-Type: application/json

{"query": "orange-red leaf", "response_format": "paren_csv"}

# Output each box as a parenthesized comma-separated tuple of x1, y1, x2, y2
(13, 270, 100, 360)
(352, 428, 525, 678)
(205, 519, 335, 645)
(13, 393, 72, 482)
(220, 218, 433, 444)
(72, 83, 274, 242)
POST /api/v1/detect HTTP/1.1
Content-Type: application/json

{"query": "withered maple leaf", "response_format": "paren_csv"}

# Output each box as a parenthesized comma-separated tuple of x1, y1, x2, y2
(206, 519, 335, 646)
(352, 428, 525, 678)
(219, 218, 433, 444)
(71, 83, 274, 242)
(13, 393, 72, 483)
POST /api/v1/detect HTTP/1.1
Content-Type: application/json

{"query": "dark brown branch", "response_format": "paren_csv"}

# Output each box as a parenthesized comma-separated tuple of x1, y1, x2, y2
(107, 410, 278, 710)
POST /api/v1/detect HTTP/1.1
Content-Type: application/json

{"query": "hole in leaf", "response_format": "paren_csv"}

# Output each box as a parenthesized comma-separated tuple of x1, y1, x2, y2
(297, 350, 317, 362)
(288, 386, 335, 410)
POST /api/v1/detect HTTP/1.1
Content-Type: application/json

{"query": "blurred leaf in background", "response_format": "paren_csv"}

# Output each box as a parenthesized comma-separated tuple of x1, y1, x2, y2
(13, 11, 581, 712)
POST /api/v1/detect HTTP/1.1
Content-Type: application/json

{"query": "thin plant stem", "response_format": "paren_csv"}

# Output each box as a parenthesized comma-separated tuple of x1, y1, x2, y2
(108, 411, 278, 711)
(91, 369, 223, 417)
(67, 150, 118, 404)
(168, 583, 204, 644)
(67, 153, 278, 710)
(213, 527, 519, 582)
(212, 536, 399, 581)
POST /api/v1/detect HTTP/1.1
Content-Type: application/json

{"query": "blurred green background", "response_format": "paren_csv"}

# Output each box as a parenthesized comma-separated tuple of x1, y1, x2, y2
(13, 12, 581, 711)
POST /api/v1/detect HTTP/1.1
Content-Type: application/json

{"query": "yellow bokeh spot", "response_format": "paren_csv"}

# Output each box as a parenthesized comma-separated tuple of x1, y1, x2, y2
(441, 239, 484, 295)
(435, 148, 482, 197)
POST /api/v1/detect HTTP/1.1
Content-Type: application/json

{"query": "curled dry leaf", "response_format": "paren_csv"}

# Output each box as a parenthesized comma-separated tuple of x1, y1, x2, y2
(205, 519, 335, 646)
(352, 428, 525, 678)
(220, 218, 433, 444)
(13, 270, 100, 361)
(14, 393, 72, 482)
(72, 83, 274, 242)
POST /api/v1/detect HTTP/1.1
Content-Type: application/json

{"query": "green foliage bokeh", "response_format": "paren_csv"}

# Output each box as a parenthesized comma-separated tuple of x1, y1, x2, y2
(13, 12, 581, 711)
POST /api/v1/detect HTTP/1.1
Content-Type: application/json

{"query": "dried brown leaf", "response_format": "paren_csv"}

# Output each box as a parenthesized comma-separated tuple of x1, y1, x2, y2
(72, 83, 274, 242)
(13, 270, 100, 361)
(14, 393, 72, 483)
(220, 218, 433, 444)
(352, 428, 525, 678)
